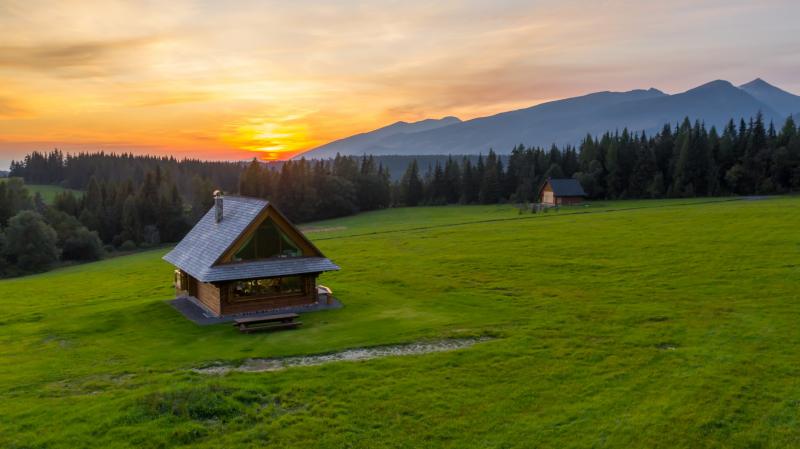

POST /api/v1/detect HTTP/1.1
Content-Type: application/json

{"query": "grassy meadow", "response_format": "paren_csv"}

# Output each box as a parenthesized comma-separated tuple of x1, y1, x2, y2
(0, 178, 81, 203)
(28, 184, 81, 203)
(1, 197, 799, 448)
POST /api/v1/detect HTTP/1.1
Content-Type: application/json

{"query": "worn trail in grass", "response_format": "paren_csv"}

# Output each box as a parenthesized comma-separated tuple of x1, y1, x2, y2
(194, 337, 490, 374)
(1, 197, 799, 448)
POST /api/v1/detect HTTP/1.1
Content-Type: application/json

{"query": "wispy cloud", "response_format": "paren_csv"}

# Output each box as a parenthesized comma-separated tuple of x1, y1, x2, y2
(128, 90, 217, 107)
(0, 96, 33, 119)
(0, 36, 164, 77)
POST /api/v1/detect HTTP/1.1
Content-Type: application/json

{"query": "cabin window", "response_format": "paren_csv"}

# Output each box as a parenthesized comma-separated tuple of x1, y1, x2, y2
(233, 218, 302, 261)
(231, 276, 305, 301)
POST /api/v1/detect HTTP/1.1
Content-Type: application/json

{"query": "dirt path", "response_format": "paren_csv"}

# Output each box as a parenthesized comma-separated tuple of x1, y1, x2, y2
(193, 337, 490, 374)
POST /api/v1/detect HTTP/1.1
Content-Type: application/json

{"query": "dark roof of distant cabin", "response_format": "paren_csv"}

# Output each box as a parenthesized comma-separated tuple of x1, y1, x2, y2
(163, 196, 339, 282)
(546, 178, 587, 197)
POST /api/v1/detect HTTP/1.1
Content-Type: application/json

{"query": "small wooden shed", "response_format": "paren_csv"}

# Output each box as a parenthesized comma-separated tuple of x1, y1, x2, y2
(163, 193, 339, 316)
(538, 178, 587, 205)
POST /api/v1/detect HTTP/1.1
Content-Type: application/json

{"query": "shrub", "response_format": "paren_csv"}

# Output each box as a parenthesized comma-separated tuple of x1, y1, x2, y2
(120, 240, 137, 251)
(61, 227, 104, 261)
(43, 208, 81, 246)
(3, 211, 59, 272)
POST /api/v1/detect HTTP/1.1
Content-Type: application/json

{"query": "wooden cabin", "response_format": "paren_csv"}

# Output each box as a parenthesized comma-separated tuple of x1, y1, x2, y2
(163, 193, 339, 316)
(538, 178, 587, 205)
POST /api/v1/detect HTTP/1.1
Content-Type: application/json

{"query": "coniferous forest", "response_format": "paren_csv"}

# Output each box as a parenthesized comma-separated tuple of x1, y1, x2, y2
(2, 113, 799, 277)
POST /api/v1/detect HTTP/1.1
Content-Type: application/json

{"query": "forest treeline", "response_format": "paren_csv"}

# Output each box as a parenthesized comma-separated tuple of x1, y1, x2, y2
(4, 113, 799, 276)
(9, 151, 242, 206)
(395, 113, 800, 204)
(0, 178, 104, 277)
(0, 172, 188, 277)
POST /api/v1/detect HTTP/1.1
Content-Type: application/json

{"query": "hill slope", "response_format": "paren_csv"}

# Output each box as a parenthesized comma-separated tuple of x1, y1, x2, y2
(2, 197, 800, 447)
(298, 78, 795, 157)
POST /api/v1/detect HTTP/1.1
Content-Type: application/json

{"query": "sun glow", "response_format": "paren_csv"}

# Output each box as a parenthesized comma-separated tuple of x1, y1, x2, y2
(222, 118, 319, 161)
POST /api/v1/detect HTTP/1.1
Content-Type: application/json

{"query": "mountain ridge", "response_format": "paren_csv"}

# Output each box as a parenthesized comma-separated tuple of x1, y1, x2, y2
(297, 78, 799, 158)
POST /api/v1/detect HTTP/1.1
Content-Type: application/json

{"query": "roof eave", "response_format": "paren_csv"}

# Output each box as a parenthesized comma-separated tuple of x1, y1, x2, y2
(197, 258, 340, 283)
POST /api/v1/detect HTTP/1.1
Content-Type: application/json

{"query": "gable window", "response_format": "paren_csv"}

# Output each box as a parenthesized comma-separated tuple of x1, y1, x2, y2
(233, 218, 302, 261)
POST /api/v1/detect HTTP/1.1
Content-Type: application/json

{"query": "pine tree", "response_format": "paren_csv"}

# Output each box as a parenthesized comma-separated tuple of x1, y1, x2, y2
(239, 158, 263, 197)
(460, 158, 478, 204)
(479, 150, 501, 204)
(629, 146, 658, 198)
(400, 160, 423, 206)
(443, 156, 461, 204)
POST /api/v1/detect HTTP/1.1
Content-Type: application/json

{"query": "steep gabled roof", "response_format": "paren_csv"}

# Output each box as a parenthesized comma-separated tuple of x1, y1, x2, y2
(163, 196, 338, 282)
(541, 178, 587, 197)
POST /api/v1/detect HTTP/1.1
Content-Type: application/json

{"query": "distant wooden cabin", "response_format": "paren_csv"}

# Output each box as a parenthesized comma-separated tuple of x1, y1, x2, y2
(163, 193, 339, 316)
(538, 178, 587, 205)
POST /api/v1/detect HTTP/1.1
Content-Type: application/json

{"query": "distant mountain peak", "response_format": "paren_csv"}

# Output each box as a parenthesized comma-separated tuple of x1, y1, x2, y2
(689, 79, 736, 92)
(740, 78, 773, 89)
(297, 78, 798, 160)
(739, 78, 800, 116)
(389, 116, 460, 128)
(297, 115, 463, 159)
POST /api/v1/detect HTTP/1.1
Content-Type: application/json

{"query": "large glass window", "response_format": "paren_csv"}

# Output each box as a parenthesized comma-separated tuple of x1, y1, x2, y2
(231, 276, 305, 301)
(233, 218, 302, 261)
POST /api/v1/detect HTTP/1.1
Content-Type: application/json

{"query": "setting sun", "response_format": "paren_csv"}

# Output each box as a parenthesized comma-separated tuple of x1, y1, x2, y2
(222, 118, 318, 161)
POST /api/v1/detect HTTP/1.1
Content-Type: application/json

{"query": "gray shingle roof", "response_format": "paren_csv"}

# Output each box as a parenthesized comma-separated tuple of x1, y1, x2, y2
(548, 178, 587, 197)
(202, 257, 340, 282)
(163, 196, 338, 282)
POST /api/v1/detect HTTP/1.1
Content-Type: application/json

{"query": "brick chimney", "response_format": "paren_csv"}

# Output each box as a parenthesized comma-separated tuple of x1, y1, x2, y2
(213, 190, 223, 223)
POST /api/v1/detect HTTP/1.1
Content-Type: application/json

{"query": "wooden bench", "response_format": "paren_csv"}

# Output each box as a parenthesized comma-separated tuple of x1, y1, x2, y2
(233, 313, 301, 333)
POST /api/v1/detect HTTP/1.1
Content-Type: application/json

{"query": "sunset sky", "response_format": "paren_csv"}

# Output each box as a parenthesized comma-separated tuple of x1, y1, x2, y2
(1, 0, 798, 168)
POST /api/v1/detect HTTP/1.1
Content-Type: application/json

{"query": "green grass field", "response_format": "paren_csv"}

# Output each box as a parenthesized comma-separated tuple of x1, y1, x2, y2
(0, 178, 81, 203)
(1, 197, 799, 448)
(28, 184, 81, 203)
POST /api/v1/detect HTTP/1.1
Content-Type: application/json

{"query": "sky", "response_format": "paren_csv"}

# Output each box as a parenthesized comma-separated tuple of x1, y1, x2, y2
(1, 0, 799, 169)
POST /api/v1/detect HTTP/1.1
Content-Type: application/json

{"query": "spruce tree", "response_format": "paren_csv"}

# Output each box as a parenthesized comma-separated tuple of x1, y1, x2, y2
(400, 160, 423, 206)
(479, 150, 501, 204)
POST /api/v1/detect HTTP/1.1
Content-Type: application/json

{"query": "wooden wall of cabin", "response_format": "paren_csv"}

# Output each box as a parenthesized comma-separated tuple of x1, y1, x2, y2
(187, 273, 198, 297)
(195, 279, 222, 316)
(557, 196, 583, 205)
(541, 184, 555, 205)
(186, 274, 320, 317)
(219, 274, 318, 315)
